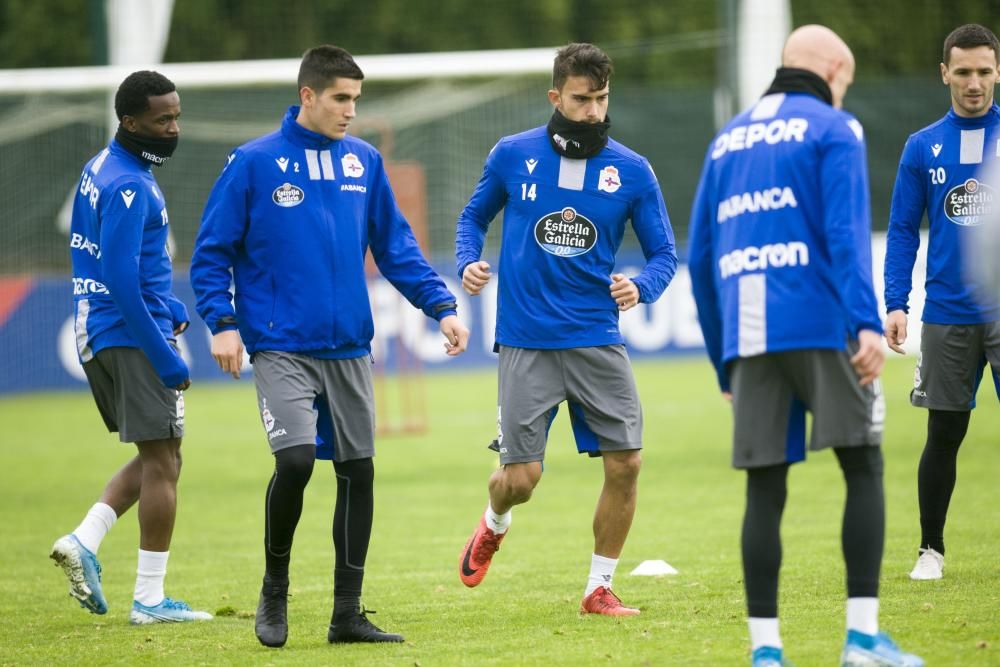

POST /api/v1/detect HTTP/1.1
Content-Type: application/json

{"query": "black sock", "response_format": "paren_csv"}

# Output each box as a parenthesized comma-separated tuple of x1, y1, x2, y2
(264, 444, 316, 580)
(332, 457, 374, 619)
(742, 463, 788, 618)
(917, 409, 969, 555)
(835, 446, 884, 598)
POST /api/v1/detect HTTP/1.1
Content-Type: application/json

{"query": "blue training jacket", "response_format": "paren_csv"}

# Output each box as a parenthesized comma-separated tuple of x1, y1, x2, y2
(885, 105, 1000, 324)
(455, 126, 677, 349)
(70, 140, 189, 388)
(191, 106, 457, 358)
(689, 91, 882, 391)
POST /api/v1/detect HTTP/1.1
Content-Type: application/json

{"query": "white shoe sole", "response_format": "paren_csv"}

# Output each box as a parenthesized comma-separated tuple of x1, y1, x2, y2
(50, 537, 91, 601)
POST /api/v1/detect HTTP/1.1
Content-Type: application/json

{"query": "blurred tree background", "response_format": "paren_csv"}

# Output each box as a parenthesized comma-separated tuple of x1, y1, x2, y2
(2, 0, 998, 77)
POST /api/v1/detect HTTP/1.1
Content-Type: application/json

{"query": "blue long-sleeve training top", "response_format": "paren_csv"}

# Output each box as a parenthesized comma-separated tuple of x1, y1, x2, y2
(455, 126, 677, 349)
(70, 140, 189, 388)
(885, 104, 1000, 324)
(191, 106, 457, 358)
(688, 91, 882, 391)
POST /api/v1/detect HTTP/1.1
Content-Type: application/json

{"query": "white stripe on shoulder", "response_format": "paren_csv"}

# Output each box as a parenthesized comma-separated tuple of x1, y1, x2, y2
(750, 93, 785, 120)
(90, 148, 111, 175)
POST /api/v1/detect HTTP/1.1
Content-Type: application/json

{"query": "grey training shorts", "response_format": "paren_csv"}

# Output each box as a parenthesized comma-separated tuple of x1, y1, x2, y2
(83, 345, 185, 443)
(729, 344, 884, 469)
(495, 345, 642, 465)
(911, 322, 1000, 411)
(252, 351, 375, 461)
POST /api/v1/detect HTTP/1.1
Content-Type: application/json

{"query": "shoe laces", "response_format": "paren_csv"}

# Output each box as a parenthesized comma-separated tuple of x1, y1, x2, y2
(590, 587, 624, 611)
(160, 597, 192, 611)
(473, 528, 502, 563)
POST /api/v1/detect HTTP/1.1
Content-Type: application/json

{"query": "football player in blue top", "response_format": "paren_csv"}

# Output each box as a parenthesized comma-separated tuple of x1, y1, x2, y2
(884, 23, 1000, 583)
(51, 70, 212, 625)
(455, 43, 677, 616)
(690, 26, 922, 667)
(191, 45, 469, 648)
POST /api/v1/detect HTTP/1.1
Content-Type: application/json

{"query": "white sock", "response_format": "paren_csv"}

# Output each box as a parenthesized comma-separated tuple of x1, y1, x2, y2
(134, 549, 169, 606)
(584, 554, 618, 597)
(71, 502, 118, 554)
(484, 503, 511, 534)
(846, 597, 879, 635)
(749, 617, 782, 650)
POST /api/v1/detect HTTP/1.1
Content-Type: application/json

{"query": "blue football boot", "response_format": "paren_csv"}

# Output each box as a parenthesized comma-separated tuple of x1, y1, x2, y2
(841, 630, 924, 666)
(50, 534, 108, 614)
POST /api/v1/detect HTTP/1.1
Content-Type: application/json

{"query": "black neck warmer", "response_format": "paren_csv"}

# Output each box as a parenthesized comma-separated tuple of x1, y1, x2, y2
(546, 109, 610, 159)
(764, 67, 833, 106)
(114, 125, 178, 166)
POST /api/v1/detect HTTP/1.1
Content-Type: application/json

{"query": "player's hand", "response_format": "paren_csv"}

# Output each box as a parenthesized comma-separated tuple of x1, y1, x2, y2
(439, 314, 469, 356)
(722, 391, 732, 402)
(174, 379, 191, 391)
(851, 329, 885, 386)
(610, 273, 640, 311)
(885, 309, 908, 354)
(173, 321, 189, 336)
(212, 329, 244, 379)
(462, 261, 492, 296)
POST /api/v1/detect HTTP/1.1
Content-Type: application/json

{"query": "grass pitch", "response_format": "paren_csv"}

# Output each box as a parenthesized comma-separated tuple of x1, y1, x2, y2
(1, 357, 998, 666)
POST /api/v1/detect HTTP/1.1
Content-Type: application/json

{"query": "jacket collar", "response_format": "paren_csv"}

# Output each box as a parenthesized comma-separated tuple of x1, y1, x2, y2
(281, 105, 338, 149)
(946, 103, 1000, 129)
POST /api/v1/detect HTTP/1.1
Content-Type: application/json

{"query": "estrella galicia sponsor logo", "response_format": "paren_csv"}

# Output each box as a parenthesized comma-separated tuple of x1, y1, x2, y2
(944, 178, 995, 226)
(272, 182, 305, 208)
(718, 241, 809, 279)
(534, 207, 597, 257)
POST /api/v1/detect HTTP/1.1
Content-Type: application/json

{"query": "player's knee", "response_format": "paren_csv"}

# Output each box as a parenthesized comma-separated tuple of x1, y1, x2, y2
(834, 446, 884, 476)
(492, 464, 540, 503)
(604, 450, 642, 487)
(928, 409, 971, 451)
(274, 443, 316, 487)
(333, 457, 374, 486)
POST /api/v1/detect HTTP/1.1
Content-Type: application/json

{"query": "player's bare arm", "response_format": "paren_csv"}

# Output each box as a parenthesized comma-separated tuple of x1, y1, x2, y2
(462, 261, 492, 296)
(211, 329, 244, 379)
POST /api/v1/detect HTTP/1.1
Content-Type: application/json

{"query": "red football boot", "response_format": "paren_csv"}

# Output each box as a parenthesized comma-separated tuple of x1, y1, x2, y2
(459, 517, 506, 587)
(580, 586, 640, 616)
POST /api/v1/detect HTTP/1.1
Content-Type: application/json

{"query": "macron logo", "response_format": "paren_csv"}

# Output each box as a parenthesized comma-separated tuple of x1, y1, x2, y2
(120, 189, 136, 209)
(932, 143, 943, 158)
(526, 158, 538, 174)
(276, 157, 289, 172)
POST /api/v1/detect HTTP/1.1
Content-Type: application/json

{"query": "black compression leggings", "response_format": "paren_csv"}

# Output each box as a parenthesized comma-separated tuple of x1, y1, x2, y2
(917, 409, 970, 554)
(742, 447, 885, 618)
(264, 443, 317, 579)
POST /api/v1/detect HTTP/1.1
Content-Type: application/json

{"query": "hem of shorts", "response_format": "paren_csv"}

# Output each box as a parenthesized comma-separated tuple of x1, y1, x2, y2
(499, 454, 545, 465)
(123, 429, 184, 444)
(910, 397, 974, 411)
(808, 438, 881, 451)
(595, 441, 643, 453)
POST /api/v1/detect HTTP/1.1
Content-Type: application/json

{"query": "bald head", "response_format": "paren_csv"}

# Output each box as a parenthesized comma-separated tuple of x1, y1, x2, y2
(782, 25, 856, 108)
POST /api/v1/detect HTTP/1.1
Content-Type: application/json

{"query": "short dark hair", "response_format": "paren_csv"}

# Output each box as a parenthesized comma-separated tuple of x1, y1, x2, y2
(114, 70, 176, 121)
(943, 23, 1000, 64)
(298, 45, 365, 92)
(552, 43, 613, 91)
